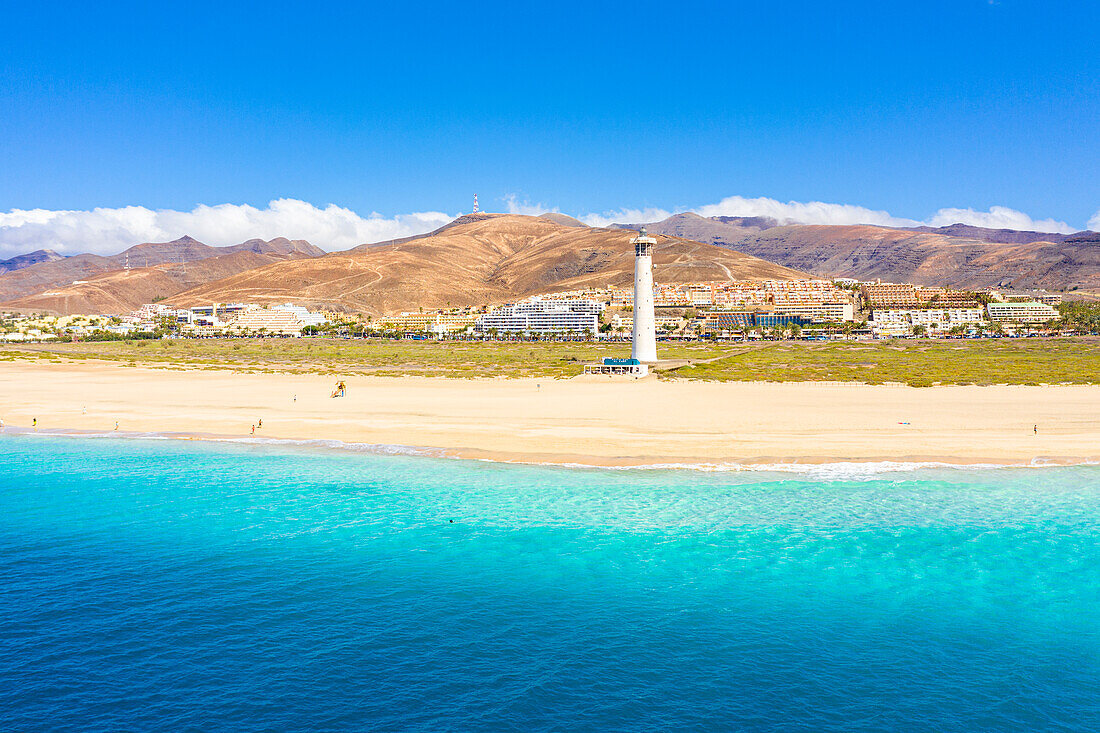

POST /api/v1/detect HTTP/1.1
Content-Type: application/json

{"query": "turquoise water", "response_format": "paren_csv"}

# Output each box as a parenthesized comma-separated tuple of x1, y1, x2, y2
(1, 434, 1099, 731)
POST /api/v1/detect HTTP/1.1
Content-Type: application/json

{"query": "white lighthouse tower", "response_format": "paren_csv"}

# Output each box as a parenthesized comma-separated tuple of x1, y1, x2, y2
(631, 227, 658, 363)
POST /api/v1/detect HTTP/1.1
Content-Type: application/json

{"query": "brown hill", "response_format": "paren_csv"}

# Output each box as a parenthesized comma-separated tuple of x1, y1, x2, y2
(0, 236, 323, 304)
(900, 223, 1083, 244)
(538, 212, 587, 228)
(611, 212, 777, 245)
(168, 214, 808, 314)
(0, 249, 66, 275)
(731, 225, 1100, 292)
(2, 249, 320, 315)
(634, 214, 1100, 292)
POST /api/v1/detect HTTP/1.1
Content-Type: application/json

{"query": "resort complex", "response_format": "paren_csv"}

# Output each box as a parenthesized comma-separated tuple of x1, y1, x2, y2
(0, 272, 1084, 343)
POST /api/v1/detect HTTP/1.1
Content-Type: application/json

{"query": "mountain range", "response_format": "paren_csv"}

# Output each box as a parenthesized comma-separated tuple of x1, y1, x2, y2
(166, 213, 805, 313)
(1, 211, 1097, 316)
(0, 249, 66, 275)
(0, 237, 323, 313)
(621, 213, 1100, 292)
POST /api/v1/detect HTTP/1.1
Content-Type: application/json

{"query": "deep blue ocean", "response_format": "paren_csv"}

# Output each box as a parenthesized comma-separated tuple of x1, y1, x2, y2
(1, 434, 1098, 731)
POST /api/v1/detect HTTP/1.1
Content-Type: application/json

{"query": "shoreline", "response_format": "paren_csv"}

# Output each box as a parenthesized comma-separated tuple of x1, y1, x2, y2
(2, 426, 1097, 473)
(2, 361, 1098, 468)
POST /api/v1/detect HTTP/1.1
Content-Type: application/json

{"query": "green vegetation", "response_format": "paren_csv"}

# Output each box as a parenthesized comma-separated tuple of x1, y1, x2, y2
(673, 338, 1100, 386)
(1, 337, 1098, 385)
(1058, 301, 1100, 332)
(0, 339, 647, 378)
(53, 329, 164, 342)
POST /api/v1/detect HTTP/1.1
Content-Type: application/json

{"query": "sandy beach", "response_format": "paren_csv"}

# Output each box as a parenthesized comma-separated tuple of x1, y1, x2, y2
(0, 361, 1097, 466)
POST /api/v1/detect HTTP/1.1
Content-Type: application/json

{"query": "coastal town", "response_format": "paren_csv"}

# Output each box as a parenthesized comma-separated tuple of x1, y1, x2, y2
(0, 276, 1086, 343)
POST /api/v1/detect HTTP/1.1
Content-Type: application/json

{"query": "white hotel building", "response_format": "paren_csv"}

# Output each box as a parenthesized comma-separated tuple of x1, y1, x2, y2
(871, 308, 985, 335)
(773, 302, 855, 322)
(223, 304, 328, 336)
(476, 298, 603, 336)
(986, 301, 1060, 323)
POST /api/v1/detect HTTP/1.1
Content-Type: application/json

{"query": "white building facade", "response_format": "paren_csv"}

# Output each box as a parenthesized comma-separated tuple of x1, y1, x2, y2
(986, 302, 1060, 323)
(774, 302, 855, 322)
(476, 299, 602, 336)
(870, 308, 986, 336)
(223, 304, 329, 336)
(872, 308, 985, 327)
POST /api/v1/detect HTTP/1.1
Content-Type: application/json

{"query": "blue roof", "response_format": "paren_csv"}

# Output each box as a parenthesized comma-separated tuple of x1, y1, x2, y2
(603, 357, 640, 365)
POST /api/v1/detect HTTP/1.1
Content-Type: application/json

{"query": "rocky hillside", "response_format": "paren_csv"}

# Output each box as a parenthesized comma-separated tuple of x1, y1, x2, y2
(0, 236, 323, 306)
(169, 214, 809, 314)
(632, 214, 1100, 292)
(0, 249, 66, 275)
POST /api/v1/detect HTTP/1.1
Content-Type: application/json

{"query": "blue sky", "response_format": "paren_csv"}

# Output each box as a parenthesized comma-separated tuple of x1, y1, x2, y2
(1, 0, 1098, 254)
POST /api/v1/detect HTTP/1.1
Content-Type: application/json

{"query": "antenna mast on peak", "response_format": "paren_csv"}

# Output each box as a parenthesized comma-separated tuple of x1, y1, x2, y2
(472, 194, 479, 214)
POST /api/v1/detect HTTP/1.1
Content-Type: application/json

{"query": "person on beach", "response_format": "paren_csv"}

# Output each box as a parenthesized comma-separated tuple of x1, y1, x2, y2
(251, 425, 256, 435)
(331, 381, 346, 398)
(1034, 424, 1038, 434)
(258, 419, 263, 428)
(114, 421, 119, 431)
(33, 418, 37, 430)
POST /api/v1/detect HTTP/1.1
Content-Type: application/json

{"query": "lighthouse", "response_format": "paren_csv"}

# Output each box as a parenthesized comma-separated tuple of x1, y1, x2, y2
(631, 227, 658, 363)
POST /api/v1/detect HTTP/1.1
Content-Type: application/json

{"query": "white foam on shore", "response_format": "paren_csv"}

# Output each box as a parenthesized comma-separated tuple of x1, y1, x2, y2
(0, 427, 445, 460)
(479, 457, 1096, 476)
(208, 435, 446, 458)
(2, 427, 1094, 475)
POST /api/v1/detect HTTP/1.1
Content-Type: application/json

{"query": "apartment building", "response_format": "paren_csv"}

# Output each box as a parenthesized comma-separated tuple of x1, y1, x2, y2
(223, 304, 328, 336)
(702, 311, 808, 332)
(999, 291, 1063, 305)
(186, 303, 250, 328)
(861, 283, 976, 308)
(380, 312, 478, 333)
(611, 279, 854, 310)
(986, 301, 1060, 323)
(871, 308, 985, 333)
(773, 302, 855, 322)
(476, 299, 603, 336)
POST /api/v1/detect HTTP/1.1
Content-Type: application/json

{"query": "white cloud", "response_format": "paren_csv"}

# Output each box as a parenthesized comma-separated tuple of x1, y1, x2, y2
(694, 195, 917, 227)
(2, 195, 1090, 261)
(577, 196, 916, 229)
(577, 195, 1082, 234)
(580, 206, 674, 228)
(1084, 209, 1099, 232)
(0, 199, 455, 259)
(926, 206, 1074, 234)
(501, 194, 558, 216)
